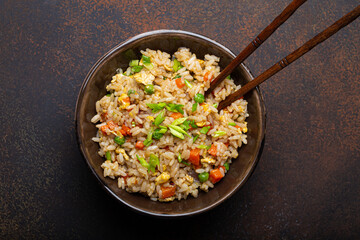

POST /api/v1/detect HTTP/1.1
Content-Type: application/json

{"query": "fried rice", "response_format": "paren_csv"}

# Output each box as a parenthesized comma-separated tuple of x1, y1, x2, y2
(91, 48, 249, 201)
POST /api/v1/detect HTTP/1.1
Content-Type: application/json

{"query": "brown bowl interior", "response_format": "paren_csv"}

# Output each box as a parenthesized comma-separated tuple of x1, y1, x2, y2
(76, 30, 265, 217)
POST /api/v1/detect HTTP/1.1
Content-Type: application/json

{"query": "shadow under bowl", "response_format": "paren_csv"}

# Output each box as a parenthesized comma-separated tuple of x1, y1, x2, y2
(75, 30, 266, 217)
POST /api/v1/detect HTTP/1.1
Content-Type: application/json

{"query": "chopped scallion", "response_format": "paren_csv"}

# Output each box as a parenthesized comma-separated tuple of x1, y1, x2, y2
(154, 110, 166, 126)
(192, 134, 199, 143)
(169, 125, 190, 137)
(171, 117, 188, 126)
(192, 103, 198, 112)
(141, 55, 151, 64)
(105, 151, 111, 161)
(197, 145, 211, 149)
(200, 126, 211, 134)
(146, 102, 167, 113)
(127, 89, 135, 96)
(173, 59, 183, 72)
(184, 80, 193, 88)
(129, 60, 139, 67)
(169, 127, 184, 139)
(228, 122, 237, 126)
(131, 65, 143, 73)
(136, 154, 150, 169)
(212, 131, 226, 138)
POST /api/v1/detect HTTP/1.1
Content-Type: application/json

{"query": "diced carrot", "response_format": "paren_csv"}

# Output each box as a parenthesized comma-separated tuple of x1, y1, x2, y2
(208, 144, 217, 157)
(170, 112, 183, 119)
(209, 168, 224, 184)
(203, 71, 211, 82)
(127, 108, 133, 112)
(123, 97, 131, 103)
(235, 125, 241, 129)
(121, 125, 132, 136)
(161, 185, 176, 199)
(101, 125, 109, 135)
(135, 141, 145, 150)
(107, 120, 117, 130)
(175, 77, 185, 88)
(189, 148, 201, 166)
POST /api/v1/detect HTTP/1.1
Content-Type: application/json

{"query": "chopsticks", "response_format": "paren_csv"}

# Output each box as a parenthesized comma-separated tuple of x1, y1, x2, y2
(205, 0, 307, 97)
(216, 4, 360, 111)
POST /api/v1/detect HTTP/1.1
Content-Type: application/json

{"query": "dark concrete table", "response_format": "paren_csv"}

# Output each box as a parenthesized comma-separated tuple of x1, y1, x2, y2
(1, 0, 359, 239)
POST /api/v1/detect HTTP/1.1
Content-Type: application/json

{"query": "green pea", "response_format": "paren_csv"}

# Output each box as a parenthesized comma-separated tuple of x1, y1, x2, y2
(198, 172, 209, 182)
(224, 163, 229, 171)
(144, 84, 154, 95)
(194, 93, 205, 103)
(114, 136, 125, 145)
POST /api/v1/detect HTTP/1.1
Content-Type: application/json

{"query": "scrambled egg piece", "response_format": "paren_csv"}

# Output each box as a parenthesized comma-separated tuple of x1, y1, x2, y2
(197, 59, 204, 65)
(133, 71, 155, 85)
(196, 121, 206, 127)
(219, 115, 225, 121)
(118, 93, 130, 109)
(146, 116, 154, 122)
(164, 65, 173, 72)
(201, 157, 216, 165)
(116, 148, 129, 160)
(155, 172, 170, 185)
(202, 104, 210, 112)
(242, 127, 248, 133)
(185, 175, 194, 184)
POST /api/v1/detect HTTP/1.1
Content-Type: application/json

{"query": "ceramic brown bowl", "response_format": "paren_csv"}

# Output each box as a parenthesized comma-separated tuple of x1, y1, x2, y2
(75, 30, 266, 217)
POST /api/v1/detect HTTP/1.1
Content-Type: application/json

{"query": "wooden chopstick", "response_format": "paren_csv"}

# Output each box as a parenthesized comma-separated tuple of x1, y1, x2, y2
(205, 0, 307, 97)
(217, 5, 360, 111)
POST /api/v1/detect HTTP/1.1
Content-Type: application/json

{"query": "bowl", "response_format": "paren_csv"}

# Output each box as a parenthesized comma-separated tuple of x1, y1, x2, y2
(75, 30, 266, 217)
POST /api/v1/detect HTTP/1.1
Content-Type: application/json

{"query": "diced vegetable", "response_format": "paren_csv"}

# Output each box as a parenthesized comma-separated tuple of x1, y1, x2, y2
(198, 172, 209, 183)
(166, 103, 184, 114)
(105, 151, 111, 161)
(146, 102, 167, 113)
(169, 127, 184, 139)
(106, 93, 111, 97)
(129, 60, 139, 67)
(224, 163, 229, 171)
(127, 89, 135, 96)
(144, 84, 154, 94)
(213, 103, 218, 108)
(200, 126, 211, 134)
(194, 93, 205, 103)
(192, 103, 197, 112)
(190, 120, 198, 129)
(135, 141, 145, 150)
(131, 65, 143, 73)
(168, 125, 189, 137)
(226, 75, 231, 79)
(208, 144, 217, 156)
(141, 55, 151, 64)
(143, 127, 154, 146)
(154, 110, 166, 126)
(184, 79, 193, 88)
(148, 154, 160, 173)
(107, 120, 117, 130)
(101, 125, 109, 135)
(197, 145, 211, 149)
(120, 125, 131, 136)
(209, 168, 224, 184)
(143, 62, 153, 70)
(171, 117, 188, 126)
(192, 134, 199, 143)
(161, 185, 176, 199)
(228, 122, 237, 126)
(114, 136, 125, 145)
(170, 112, 183, 119)
(175, 77, 185, 88)
(189, 148, 200, 166)
(203, 72, 211, 82)
(180, 120, 191, 131)
(152, 127, 167, 140)
(136, 154, 150, 169)
(173, 59, 183, 72)
(212, 131, 226, 138)
(131, 121, 136, 127)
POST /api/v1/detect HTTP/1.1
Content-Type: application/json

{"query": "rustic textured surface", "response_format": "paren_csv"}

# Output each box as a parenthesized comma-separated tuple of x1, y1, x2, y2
(1, 0, 359, 239)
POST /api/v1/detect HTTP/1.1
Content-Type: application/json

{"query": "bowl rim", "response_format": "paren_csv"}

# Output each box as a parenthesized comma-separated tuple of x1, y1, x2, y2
(75, 29, 266, 217)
